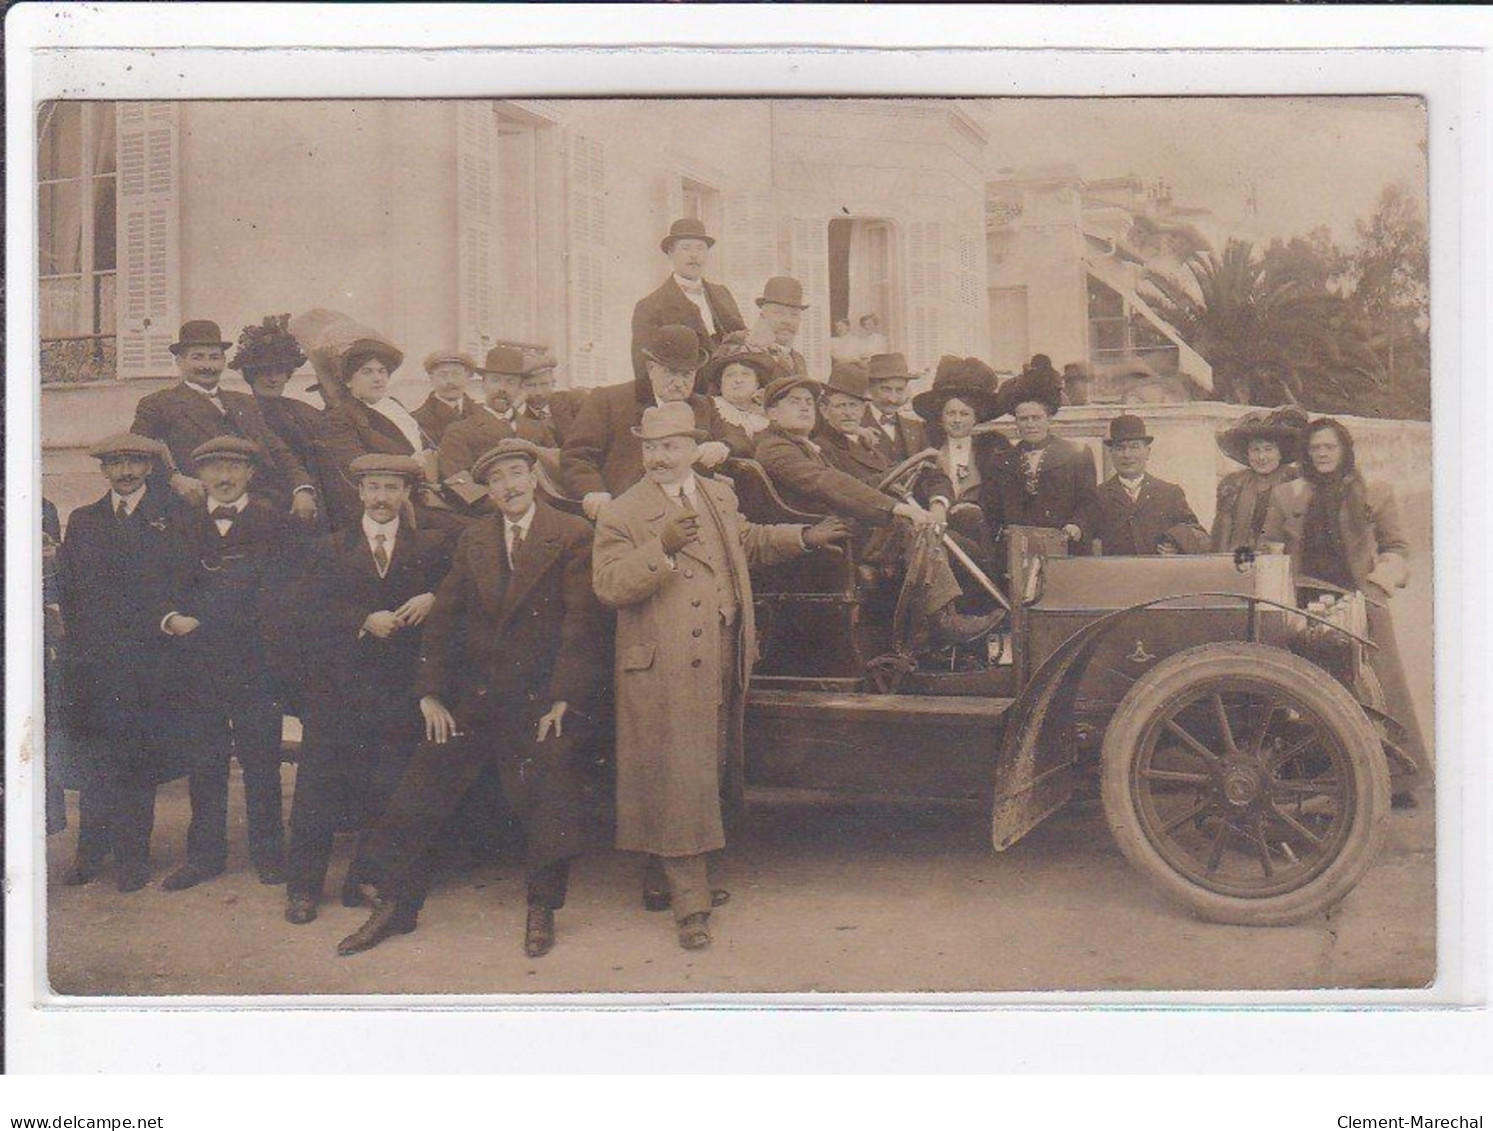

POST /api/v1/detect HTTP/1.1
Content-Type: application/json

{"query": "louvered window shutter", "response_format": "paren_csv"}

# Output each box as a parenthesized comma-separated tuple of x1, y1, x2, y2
(457, 102, 497, 361)
(721, 190, 777, 318)
(115, 102, 179, 379)
(567, 133, 607, 387)
(787, 216, 830, 377)
(907, 220, 945, 373)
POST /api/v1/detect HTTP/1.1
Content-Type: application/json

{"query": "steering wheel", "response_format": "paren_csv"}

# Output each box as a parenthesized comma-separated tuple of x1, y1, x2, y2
(876, 448, 940, 501)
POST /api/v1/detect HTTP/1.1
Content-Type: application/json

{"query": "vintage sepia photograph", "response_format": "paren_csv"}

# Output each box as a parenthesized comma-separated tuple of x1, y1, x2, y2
(30, 91, 1437, 999)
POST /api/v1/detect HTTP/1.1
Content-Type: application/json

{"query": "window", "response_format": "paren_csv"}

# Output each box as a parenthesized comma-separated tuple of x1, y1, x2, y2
(677, 175, 721, 235)
(38, 102, 118, 383)
(1087, 273, 1179, 378)
(828, 217, 897, 353)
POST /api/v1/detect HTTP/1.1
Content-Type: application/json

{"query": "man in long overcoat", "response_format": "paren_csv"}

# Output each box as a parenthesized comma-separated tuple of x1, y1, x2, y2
(630, 217, 745, 387)
(282, 455, 453, 925)
(55, 433, 194, 892)
(336, 439, 611, 958)
(593, 403, 844, 949)
(1092, 415, 1210, 556)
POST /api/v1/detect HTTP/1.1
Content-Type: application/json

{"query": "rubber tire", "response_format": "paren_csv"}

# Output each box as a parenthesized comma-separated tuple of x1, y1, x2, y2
(1100, 642, 1390, 927)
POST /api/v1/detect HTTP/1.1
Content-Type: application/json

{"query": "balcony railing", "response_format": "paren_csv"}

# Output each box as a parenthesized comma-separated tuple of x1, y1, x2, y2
(41, 334, 118, 385)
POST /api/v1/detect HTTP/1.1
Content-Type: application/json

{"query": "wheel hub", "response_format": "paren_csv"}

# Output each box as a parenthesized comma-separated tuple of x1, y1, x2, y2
(1220, 762, 1263, 809)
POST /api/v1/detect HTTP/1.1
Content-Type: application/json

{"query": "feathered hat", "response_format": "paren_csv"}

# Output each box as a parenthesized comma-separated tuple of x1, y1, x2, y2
(228, 314, 308, 380)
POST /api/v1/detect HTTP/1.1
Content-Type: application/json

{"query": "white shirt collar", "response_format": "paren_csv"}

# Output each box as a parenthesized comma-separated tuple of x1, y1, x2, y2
(434, 394, 467, 409)
(1118, 473, 1147, 498)
(665, 473, 700, 504)
(111, 485, 147, 514)
(362, 513, 401, 542)
(504, 503, 537, 536)
(207, 493, 250, 515)
(481, 402, 516, 422)
(184, 380, 222, 398)
(673, 273, 706, 294)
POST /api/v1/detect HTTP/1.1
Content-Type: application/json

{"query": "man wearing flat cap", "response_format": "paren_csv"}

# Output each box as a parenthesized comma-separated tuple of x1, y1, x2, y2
(157, 436, 305, 892)
(132, 319, 320, 522)
(411, 349, 482, 446)
(516, 350, 584, 449)
(630, 217, 745, 388)
(55, 434, 193, 892)
(1093, 415, 1210, 557)
(562, 324, 741, 520)
(437, 344, 558, 485)
(337, 438, 611, 958)
(593, 401, 847, 950)
(745, 276, 811, 381)
(282, 454, 454, 926)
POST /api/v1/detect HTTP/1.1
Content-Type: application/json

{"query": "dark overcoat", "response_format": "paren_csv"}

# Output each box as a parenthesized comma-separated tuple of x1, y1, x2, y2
(914, 433, 1013, 514)
(55, 485, 196, 786)
(560, 384, 735, 499)
(437, 407, 553, 481)
(754, 426, 898, 524)
(630, 276, 745, 385)
(131, 382, 313, 506)
(989, 435, 1099, 544)
(411, 392, 482, 446)
(414, 503, 611, 871)
(520, 388, 587, 448)
(593, 476, 804, 856)
(1093, 474, 1210, 557)
(813, 424, 892, 488)
(256, 394, 333, 530)
(860, 406, 928, 467)
(1211, 465, 1300, 554)
(317, 397, 437, 529)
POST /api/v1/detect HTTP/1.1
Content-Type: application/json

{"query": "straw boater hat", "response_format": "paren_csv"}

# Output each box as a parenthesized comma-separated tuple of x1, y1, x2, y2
(192, 436, 262, 468)
(169, 319, 233, 356)
(1216, 406, 1308, 466)
(472, 438, 542, 484)
(88, 433, 168, 463)
(631, 401, 708, 442)
(700, 332, 777, 393)
(660, 217, 715, 253)
(229, 315, 307, 379)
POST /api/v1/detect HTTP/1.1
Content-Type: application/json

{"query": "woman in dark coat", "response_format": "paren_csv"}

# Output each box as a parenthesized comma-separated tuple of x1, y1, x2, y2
(1261, 417, 1427, 802)
(700, 332, 774, 455)
(1211, 407, 1305, 553)
(910, 357, 1010, 558)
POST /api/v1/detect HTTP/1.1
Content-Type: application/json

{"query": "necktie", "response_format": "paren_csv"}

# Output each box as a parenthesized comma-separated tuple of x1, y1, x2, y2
(115, 499, 129, 520)
(508, 526, 524, 569)
(373, 532, 390, 576)
(211, 506, 238, 523)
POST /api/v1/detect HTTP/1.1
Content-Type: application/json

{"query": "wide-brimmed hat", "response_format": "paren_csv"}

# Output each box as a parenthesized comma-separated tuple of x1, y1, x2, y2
(1105, 414, 1154, 446)
(423, 349, 478, 374)
(867, 353, 913, 384)
(88, 433, 168, 462)
(347, 454, 425, 482)
(472, 438, 542, 484)
(1216, 406, 1308, 466)
(699, 332, 777, 392)
(824, 360, 872, 400)
(660, 217, 716, 253)
(999, 363, 1064, 417)
(631, 401, 708, 442)
(763, 374, 824, 409)
(229, 315, 307, 378)
(912, 361, 996, 423)
(192, 436, 261, 467)
(169, 319, 233, 356)
(756, 276, 809, 310)
(642, 325, 710, 373)
(342, 338, 404, 379)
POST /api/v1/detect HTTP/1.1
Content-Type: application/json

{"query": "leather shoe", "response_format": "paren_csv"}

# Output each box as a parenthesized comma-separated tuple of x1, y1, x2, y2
(931, 605, 1004, 647)
(61, 855, 103, 887)
(678, 912, 711, 951)
(161, 861, 224, 892)
(342, 879, 372, 908)
(524, 906, 556, 958)
(643, 888, 731, 912)
(256, 861, 286, 886)
(116, 861, 151, 893)
(337, 898, 417, 957)
(285, 894, 318, 925)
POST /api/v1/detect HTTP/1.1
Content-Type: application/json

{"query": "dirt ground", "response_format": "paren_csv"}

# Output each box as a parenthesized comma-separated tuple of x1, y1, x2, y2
(44, 771, 1435, 997)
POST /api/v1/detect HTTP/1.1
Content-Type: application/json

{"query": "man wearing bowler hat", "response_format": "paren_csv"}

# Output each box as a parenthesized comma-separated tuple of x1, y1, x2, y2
(437, 344, 558, 484)
(1093, 414, 1210, 557)
(593, 401, 847, 950)
(562, 324, 741, 520)
(336, 438, 611, 958)
(861, 352, 929, 466)
(746, 276, 811, 381)
(631, 218, 746, 387)
(132, 319, 320, 521)
(157, 436, 304, 891)
(411, 349, 482, 445)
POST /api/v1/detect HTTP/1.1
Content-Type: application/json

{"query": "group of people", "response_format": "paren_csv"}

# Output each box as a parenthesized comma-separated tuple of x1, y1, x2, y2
(44, 215, 1425, 961)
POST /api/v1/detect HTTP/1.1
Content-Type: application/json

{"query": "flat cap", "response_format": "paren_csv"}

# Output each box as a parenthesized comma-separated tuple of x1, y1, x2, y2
(192, 436, 262, 466)
(423, 349, 478, 374)
(472, 438, 543, 484)
(762, 373, 823, 409)
(88, 433, 168, 462)
(347, 454, 426, 481)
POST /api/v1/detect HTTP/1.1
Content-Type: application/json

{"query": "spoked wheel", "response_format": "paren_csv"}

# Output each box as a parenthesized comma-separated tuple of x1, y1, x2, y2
(1101, 642, 1389, 926)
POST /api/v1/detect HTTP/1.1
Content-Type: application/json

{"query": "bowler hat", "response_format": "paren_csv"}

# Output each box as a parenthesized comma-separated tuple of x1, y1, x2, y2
(631, 401, 708, 442)
(169, 320, 233, 355)
(1216, 407, 1307, 466)
(229, 315, 307, 377)
(192, 436, 262, 467)
(472, 438, 542, 484)
(763, 373, 823, 409)
(347, 454, 425, 481)
(660, 217, 716, 253)
(823, 360, 872, 401)
(1105, 414, 1154, 446)
(866, 353, 913, 384)
(700, 332, 776, 393)
(342, 338, 405, 379)
(478, 345, 529, 378)
(756, 276, 809, 310)
(423, 349, 478, 374)
(88, 432, 168, 462)
(642, 325, 710, 373)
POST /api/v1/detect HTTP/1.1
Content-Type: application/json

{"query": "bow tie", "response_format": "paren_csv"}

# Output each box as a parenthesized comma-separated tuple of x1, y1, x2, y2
(878, 412, 900, 427)
(211, 506, 239, 521)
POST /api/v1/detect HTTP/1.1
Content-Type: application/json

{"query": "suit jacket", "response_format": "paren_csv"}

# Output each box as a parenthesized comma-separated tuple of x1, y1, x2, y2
(437, 406, 553, 481)
(861, 405, 929, 467)
(520, 389, 586, 448)
(317, 397, 437, 529)
(132, 382, 314, 506)
(991, 435, 1099, 544)
(561, 384, 733, 499)
(1094, 474, 1210, 557)
(813, 424, 891, 488)
(411, 392, 482, 446)
(56, 485, 195, 765)
(289, 522, 453, 733)
(754, 426, 898, 525)
(630, 276, 746, 385)
(593, 475, 804, 856)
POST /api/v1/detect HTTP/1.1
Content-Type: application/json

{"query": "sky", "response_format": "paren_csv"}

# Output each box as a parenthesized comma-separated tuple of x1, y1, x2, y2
(968, 96, 1427, 247)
